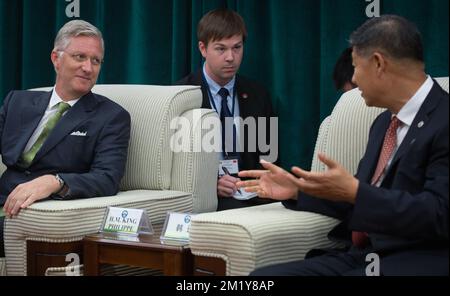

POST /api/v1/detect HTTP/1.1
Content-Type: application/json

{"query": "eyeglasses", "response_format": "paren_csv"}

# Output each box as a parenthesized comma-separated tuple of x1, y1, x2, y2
(60, 51, 103, 66)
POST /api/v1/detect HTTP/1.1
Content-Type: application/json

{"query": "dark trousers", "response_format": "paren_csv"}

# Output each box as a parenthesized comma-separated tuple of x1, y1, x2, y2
(250, 247, 371, 276)
(0, 216, 4, 257)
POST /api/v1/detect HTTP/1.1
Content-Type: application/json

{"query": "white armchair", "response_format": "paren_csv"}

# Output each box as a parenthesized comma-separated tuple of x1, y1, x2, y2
(1, 85, 219, 276)
(188, 77, 449, 276)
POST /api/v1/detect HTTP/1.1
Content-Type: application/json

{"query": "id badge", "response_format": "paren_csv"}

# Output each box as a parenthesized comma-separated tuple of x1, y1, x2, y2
(219, 159, 239, 176)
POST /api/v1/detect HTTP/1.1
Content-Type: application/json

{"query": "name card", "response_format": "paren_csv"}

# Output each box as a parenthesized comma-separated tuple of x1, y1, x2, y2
(101, 207, 153, 236)
(160, 212, 195, 243)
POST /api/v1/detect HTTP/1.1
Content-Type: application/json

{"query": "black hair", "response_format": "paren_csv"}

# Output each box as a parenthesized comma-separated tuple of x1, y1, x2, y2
(349, 15, 423, 62)
(333, 47, 356, 91)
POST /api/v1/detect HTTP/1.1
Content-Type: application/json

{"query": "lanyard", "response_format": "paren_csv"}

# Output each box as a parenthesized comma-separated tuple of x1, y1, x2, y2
(201, 72, 237, 117)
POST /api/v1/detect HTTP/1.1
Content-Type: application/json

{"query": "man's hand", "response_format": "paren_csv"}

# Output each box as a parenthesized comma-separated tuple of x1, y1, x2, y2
(217, 174, 241, 198)
(3, 175, 61, 217)
(237, 160, 299, 200)
(290, 153, 359, 203)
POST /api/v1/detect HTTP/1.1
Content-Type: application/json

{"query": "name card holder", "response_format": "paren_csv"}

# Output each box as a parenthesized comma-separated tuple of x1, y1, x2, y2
(101, 207, 153, 239)
(160, 212, 195, 245)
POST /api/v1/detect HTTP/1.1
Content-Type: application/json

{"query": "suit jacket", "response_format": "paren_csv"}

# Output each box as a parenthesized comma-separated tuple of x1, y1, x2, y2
(284, 81, 449, 275)
(176, 69, 276, 171)
(0, 90, 131, 205)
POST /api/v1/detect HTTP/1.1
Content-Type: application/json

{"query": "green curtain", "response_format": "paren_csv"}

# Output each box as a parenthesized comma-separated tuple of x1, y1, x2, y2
(1, 0, 448, 169)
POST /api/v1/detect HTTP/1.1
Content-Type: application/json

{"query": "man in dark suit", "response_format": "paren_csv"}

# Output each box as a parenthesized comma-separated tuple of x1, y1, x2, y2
(176, 9, 277, 211)
(239, 15, 448, 275)
(0, 20, 131, 257)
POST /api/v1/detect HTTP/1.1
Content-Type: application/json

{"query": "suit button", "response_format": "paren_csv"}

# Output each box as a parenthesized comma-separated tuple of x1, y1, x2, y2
(24, 170, 31, 176)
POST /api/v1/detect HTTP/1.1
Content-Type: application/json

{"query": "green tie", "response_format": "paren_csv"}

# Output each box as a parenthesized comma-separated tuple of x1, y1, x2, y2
(20, 102, 71, 167)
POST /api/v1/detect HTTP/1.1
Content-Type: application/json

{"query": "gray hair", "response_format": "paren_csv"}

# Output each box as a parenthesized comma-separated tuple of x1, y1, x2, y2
(54, 20, 104, 54)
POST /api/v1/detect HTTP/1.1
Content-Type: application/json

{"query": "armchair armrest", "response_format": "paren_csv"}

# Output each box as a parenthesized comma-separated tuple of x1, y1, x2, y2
(171, 108, 220, 213)
(189, 202, 342, 276)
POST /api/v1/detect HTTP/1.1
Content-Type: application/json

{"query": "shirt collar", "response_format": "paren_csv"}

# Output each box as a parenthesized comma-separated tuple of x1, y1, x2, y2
(395, 75, 433, 127)
(202, 63, 235, 97)
(50, 87, 81, 109)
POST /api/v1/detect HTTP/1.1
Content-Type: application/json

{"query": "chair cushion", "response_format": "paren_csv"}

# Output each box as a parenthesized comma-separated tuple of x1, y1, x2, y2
(189, 203, 340, 275)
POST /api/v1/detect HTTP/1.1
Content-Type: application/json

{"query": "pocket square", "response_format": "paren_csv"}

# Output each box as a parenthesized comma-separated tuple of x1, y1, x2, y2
(70, 131, 87, 136)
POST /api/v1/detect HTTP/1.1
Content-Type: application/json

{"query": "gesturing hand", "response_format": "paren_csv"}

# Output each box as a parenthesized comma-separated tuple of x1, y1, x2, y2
(289, 153, 358, 203)
(237, 160, 299, 200)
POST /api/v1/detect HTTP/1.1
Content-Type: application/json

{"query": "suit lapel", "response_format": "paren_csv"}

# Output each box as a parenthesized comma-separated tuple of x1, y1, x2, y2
(32, 92, 98, 164)
(192, 70, 211, 109)
(388, 83, 441, 168)
(14, 92, 51, 163)
(235, 75, 253, 119)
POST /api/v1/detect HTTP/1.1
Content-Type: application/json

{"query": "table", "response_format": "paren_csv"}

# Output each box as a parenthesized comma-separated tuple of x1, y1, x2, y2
(83, 225, 193, 276)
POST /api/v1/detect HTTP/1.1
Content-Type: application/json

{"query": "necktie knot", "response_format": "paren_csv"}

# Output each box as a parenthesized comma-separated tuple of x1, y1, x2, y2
(390, 115, 401, 130)
(57, 102, 71, 114)
(218, 88, 230, 102)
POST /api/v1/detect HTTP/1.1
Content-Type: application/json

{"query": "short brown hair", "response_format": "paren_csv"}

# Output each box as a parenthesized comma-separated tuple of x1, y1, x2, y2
(197, 9, 247, 46)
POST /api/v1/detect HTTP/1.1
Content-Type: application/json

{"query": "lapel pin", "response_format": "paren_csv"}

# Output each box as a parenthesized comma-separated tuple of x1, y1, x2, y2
(417, 121, 424, 128)
(241, 93, 248, 99)
(410, 138, 416, 145)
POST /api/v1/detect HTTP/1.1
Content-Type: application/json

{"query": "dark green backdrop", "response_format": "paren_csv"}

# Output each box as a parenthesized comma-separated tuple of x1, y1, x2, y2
(1, 0, 448, 169)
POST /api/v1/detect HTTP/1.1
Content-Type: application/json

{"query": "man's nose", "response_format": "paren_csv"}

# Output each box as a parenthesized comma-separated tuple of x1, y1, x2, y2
(225, 49, 234, 61)
(81, 59, 93, 73)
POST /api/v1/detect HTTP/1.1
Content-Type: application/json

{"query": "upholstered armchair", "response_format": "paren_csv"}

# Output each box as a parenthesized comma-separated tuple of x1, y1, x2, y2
(189, 77, 449, 276)
(0, 85, 220, 276)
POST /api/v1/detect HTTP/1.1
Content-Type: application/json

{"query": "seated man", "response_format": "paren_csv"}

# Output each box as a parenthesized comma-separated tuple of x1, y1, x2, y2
(239, 15, 448, 275)
(176, 9, 277, 211)
(0, 20, 131, 257)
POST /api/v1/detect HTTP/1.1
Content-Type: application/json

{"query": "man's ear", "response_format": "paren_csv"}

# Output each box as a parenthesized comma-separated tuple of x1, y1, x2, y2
(51, 50, 60, 72)
(372, 52, 387, 77)
(198, 41, 207, 58)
